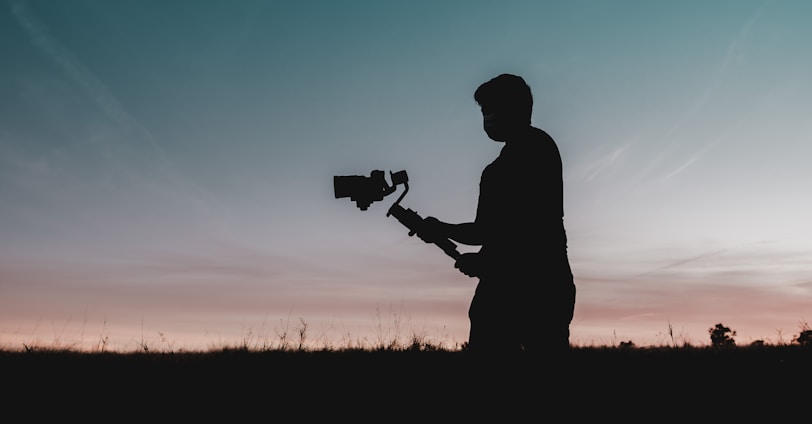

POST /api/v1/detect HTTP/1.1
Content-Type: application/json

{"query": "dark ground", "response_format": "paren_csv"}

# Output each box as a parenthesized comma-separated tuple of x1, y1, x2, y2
(3, 346, 809, 421)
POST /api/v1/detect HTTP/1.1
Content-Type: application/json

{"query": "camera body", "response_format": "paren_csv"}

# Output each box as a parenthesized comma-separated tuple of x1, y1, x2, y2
(333, 170, 408, 210)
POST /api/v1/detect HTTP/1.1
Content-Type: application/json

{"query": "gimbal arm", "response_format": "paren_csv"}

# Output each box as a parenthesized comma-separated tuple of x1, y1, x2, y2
(386, 183, 460, 260)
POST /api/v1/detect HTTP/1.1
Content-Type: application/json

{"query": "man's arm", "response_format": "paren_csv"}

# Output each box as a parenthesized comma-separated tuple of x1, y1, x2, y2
(419, 217, 483, 246)
(418, 217, 489, 278)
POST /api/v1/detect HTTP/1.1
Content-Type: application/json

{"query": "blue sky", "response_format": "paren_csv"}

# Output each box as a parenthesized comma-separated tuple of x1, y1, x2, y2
(2, 0, 811, 350)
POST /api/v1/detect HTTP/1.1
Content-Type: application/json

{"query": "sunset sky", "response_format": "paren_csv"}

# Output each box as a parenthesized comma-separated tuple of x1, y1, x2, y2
(2, 0, 811, 351)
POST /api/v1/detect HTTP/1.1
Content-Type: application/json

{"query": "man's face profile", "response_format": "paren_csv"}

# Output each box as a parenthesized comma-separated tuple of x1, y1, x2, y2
(481, 107, 517, 142)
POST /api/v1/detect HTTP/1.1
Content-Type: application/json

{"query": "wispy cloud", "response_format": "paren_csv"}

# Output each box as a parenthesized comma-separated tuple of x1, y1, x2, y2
(575, 143, 632, 182)
(639, 2, 769, 183)
(624, 248, 729, 281)
(11, 0, 153, 146)
(659, 136, 721, 181)
(10, 0, 233, 239)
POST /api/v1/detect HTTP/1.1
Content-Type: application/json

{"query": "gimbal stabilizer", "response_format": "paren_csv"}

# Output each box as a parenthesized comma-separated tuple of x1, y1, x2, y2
(333, 170, 460, 260)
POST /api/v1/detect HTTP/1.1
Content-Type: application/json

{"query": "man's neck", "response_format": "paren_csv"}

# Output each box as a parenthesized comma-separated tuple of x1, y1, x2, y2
(501, 126, 534, 144)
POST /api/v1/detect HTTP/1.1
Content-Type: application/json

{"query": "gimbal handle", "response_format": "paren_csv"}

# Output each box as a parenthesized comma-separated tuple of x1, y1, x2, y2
(387, 203, 460, 260)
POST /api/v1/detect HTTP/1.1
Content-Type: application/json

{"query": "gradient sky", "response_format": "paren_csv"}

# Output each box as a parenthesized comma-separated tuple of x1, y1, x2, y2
(2, 0, 811, 351)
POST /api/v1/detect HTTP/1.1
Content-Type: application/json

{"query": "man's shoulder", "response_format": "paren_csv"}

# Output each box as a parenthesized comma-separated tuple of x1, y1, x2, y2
(505, 127, 559, 155)
(530, 126, 556, 143)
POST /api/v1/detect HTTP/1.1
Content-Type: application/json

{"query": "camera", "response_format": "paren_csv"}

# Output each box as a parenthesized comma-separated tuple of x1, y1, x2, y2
(333, 170, 407, 210)
(333, 169, 460, 259)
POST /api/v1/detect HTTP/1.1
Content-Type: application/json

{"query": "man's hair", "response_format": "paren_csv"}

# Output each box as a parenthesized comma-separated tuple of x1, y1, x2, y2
(474, 73, 533, 124)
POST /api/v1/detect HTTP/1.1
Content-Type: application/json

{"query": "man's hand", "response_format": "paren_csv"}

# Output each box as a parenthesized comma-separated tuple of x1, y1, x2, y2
(454, 252, 483, 278)
(417, 216, 445, 244)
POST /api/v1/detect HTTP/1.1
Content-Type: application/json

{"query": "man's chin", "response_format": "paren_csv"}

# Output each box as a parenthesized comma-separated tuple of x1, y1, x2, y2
(485, 131, 508, 142)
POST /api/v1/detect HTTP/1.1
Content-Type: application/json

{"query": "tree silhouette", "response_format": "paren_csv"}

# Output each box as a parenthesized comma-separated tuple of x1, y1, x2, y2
(708, 323, 736, 347)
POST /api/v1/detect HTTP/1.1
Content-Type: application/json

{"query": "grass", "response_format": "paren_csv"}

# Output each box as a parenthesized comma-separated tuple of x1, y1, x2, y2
(2, 337, 809, 420)
(3, 320, 810, 420)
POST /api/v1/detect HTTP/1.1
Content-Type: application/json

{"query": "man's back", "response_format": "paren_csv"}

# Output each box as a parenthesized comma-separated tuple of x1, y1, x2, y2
(474, 126, 568, 279)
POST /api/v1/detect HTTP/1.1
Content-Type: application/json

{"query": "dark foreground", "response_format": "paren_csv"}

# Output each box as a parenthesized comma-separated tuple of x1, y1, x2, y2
(3, 345, 809, 420)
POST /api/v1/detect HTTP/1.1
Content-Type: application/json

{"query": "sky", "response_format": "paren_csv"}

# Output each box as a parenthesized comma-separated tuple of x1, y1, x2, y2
(2, 0, 811, 351)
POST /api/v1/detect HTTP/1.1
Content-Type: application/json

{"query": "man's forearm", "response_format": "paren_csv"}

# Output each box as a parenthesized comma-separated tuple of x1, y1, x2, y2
(445, 222, 483, 246)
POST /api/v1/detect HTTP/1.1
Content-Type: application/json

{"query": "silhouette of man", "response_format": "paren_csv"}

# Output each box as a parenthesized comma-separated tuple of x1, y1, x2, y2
(419, 73, 575, 354)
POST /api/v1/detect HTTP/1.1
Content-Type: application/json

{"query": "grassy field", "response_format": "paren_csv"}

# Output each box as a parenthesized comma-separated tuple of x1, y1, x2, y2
(2, 344, 809, 420)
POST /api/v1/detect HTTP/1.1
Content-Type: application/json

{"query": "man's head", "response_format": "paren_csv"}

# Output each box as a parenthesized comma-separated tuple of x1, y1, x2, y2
(474, 74, 533, 142)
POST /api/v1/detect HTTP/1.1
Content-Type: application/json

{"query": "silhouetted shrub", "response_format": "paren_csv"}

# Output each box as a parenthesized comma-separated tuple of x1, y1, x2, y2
(709, 323, 736, 347)
(794, 330, 812, 346)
